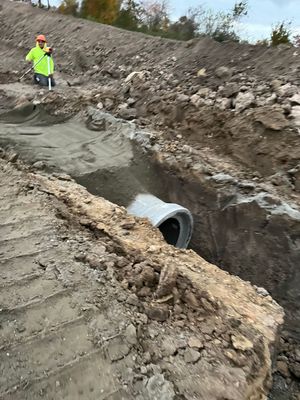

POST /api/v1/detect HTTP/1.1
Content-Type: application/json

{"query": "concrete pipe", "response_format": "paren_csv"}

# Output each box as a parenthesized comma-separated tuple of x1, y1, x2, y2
(127, 194, 193, 249)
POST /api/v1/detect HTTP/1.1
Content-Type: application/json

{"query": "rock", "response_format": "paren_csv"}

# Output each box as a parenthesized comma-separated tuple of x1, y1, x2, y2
(234, 92, 255, 112)
(118, 107, 137, 120)
(264, 93, 277, 106)
(137, 286, 152, 297)
(197, 88, 211, 98)
(215, 66, 232, 79)
(97, 102, 103, 110)
(140, 366, 148, 374)
(254, 286, 269, 297)
(125, 324, 137, 345)
(184, 348, 201, 363)
(145, 304, 169, 322)
(184, 291, 199, 309)
(177, 94, 189, 102)
(293, 348, 300, 363)
(68, 77, 84, 86)
(125, 71, 149, 83)
(104, 98, 114, 110)
(140, 265, 157, 286)
(85, 254, 106, 270)
(276, 360, 290, 378)
(107, 338, 131, 361)
(212, 173, 236, 184)
(218, 83, 240, 97)
(254, 107, 289, 130)
(276, 83, 298, 97)
(216, 98, 232, 110)
(290, 106, 300, 127)
(270, 172, 293, 188)
(190, 94, 200, 106)
(271, 79, 283, 91)
(289, 362, 300, 378)
(196, 68, 206, 77)
(161, 339, 177, 356)
(231, 334, 253, 351)
(7, 152, 18, 163)
(126, 294, 140, 307)
(32, 160, 46, 170)
(255, 84, 269, 94)
(290, 94, 300, 105)
(188, 337, 204, 349)
(145, 374, 175, 400)
(156, 265, 177, 298)
(127, 97, 136, 106)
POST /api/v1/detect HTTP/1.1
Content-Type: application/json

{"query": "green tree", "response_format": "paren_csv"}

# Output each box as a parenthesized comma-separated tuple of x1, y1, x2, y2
(81, 0, 120, 24)
(205, 1, 248, 42)
(114, 0, 140, 30)
(271, 22, 291, 46)
(58, 0, 79, 16)
(168, 8, 201, 40)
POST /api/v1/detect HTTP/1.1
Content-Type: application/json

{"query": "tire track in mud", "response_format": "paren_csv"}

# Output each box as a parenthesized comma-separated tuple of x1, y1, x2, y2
(0, 162, 130, 400)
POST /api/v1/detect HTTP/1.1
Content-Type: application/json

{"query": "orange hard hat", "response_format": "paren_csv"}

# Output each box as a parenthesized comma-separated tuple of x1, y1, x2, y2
(36, 34, 46, 42)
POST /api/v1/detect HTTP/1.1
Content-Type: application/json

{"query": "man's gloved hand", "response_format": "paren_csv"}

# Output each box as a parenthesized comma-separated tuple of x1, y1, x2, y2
(44, 47, 53, 55)
(48, 74, 53, 78)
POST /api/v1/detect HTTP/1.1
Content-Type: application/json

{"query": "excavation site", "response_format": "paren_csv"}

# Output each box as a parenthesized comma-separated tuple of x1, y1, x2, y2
(0, 1, 299, 399)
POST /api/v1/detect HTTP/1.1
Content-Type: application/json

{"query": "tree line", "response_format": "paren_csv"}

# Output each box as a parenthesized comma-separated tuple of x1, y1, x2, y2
(34, 0, 298, 46)
(57, 0, 249, 42)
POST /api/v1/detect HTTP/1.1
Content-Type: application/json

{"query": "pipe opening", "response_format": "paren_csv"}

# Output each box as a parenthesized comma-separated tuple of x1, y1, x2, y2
(158, 217, 180, 246)
(127, 194, 193, 249)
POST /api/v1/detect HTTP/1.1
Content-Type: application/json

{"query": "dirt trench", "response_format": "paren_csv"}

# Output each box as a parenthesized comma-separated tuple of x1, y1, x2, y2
(0, 1, 300, 397)
(0, 157, 284, 400)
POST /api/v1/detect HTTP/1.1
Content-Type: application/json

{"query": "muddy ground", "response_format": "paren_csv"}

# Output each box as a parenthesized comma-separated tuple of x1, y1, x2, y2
(0, 1, 300, 399)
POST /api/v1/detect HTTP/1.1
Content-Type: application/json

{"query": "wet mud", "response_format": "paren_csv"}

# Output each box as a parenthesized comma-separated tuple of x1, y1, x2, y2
(0, 104, 166, 206)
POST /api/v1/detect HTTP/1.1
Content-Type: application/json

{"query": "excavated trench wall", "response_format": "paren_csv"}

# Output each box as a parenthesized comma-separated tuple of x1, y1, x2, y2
(0, 105, 299, 339)
(151, 162, 300, 339)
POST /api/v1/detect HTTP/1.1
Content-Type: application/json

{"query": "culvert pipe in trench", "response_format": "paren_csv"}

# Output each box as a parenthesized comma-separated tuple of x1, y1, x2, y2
(0, 105, 194, 249)
(127, 194, 193, 249)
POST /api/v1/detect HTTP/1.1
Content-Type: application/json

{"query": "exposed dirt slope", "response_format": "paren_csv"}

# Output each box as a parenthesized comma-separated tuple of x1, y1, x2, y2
(0, 0, 300, 186)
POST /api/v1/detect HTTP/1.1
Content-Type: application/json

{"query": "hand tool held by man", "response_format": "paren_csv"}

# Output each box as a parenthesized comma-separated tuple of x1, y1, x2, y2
(25, 34, 55, 89)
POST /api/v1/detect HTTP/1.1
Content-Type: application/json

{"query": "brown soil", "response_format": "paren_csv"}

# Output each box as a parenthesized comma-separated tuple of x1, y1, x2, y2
(0, 157, 283, 399)
(0, 1, 300, 399)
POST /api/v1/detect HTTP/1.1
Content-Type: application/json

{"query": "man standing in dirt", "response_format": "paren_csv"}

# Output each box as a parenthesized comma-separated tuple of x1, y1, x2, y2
(25, 34, 55, 87)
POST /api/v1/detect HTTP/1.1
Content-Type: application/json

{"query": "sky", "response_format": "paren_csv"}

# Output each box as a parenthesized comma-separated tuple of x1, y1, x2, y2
(169, 0, 300, 42)
(47, 0, 300, 42)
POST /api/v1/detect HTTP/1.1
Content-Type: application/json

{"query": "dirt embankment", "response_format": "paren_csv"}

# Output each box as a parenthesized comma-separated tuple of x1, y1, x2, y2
(0, 156, 283, 400)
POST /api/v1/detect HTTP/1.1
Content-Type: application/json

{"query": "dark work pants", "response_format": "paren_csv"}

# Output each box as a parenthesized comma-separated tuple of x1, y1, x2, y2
(34, 73, 56, 87)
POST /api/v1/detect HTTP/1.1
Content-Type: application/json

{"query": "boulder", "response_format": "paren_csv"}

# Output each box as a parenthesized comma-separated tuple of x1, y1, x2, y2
(276, 83, 298, 98)
(215, 66, 233, 79)
(234, 92, 255, 112)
